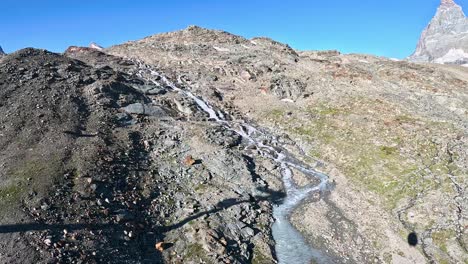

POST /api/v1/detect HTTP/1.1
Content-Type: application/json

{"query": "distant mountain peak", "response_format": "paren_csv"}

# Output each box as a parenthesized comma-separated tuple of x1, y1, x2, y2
(0, 46, 5, 55)
(408, 0, 468, 65)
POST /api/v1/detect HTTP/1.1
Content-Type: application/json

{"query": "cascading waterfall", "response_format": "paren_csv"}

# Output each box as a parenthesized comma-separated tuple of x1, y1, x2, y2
(137, 62, 333, 264)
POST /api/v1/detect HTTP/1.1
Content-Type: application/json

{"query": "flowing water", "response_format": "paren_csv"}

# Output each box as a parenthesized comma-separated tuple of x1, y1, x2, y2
(138, 64, 333, 264)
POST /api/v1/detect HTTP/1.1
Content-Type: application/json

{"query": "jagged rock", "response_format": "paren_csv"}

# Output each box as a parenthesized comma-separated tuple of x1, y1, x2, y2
(408, 0, 468, 65)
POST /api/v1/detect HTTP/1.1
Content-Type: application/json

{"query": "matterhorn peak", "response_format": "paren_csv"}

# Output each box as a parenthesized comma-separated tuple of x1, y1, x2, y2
(440, 0, 457, 7)
(89, 42, 104, 51)
(408, 0, 468, 65)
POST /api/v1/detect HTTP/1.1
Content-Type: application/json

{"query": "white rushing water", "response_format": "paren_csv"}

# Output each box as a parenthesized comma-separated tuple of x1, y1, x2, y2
(138, 63, 332, 264)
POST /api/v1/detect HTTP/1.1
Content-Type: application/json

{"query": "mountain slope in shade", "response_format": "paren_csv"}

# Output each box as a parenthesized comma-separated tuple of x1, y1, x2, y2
(0, 46, 5, 56)
(408, 0, 468, 65)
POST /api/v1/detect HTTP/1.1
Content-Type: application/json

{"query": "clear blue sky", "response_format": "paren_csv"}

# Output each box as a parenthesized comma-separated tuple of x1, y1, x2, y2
(1, 0, 467, 58)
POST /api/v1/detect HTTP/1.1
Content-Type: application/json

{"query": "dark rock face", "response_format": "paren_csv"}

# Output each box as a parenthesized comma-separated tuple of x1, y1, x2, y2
(0, 46, 4, 56)
(408, 0, 468, 65)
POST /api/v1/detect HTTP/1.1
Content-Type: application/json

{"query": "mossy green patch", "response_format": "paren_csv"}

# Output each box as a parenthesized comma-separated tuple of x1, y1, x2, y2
(252, 246, 271, 264)
(0, 185, 22, 202)
(270, 109, 284, 118)
(0, 156, 63, 210)
(431, 230, 456, 254)
(379, 146, 398, 157)
(265, 100, 464, 210)
(185, 243, 210, 262)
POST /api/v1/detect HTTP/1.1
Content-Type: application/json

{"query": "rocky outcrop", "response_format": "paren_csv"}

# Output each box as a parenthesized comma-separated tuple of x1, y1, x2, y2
(408, 0, 468, 65)
(89, 42, 104, 51)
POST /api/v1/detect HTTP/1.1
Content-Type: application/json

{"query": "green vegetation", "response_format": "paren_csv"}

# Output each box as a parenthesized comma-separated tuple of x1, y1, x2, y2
(0, 156, 63, 209)
(185, 243, 209, 262)
(270, 109, 284, 118)
(265, 99, 463, 210)
(0, 185, 22, 202)
(252, 246, 271, 264)
(431, 229, 456, 254)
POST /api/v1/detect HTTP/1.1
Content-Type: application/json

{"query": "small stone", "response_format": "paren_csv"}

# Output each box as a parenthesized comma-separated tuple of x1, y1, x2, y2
(115, 209, 134, 222)
(44, 239, 52, 246)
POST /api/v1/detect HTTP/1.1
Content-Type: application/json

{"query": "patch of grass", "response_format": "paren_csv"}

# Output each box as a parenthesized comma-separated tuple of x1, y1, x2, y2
(0, 185, 22, 202)
(9, 157, 62, 181)
(266, 99, 464, 214)
(432, 230, 456, 254)
(270, 109, 284, 118)
(194, 183, 208, 193)
(308, 103, 346, 116)
(379, 146, 398, 157)
(252, 246, 271, 264)
(0, 156, 63, 209)
(185, 243, 208, 261)
(309, 149, 323, 159)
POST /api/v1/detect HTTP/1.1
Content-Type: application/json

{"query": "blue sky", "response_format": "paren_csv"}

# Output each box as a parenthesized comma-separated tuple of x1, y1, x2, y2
(1, 0, 467, 58)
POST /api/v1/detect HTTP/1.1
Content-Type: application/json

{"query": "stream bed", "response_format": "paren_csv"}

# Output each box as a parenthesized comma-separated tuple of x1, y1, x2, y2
(142, 65, 333, 264)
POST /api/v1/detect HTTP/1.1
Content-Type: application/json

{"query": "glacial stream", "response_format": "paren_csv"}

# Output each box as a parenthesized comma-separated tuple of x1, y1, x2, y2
(139, 64, 333, 264)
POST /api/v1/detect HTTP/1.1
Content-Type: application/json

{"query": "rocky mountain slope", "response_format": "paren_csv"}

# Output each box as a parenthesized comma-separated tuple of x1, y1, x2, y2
(0, 47, 280, 263)
(0, 26, 467, 264)
(408, 0, 468, 65)
(0, 46, 5, 57)
(107, 26, 468, 263)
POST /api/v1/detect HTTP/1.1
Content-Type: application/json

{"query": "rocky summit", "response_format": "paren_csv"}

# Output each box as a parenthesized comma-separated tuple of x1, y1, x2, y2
(89, 42, 104, 51)
(408, 0, 468, 65)
(0, 17, 467, 264)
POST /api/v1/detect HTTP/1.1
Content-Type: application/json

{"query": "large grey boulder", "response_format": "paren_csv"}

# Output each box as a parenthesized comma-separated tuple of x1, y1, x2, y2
(408, 0, 468, 65)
